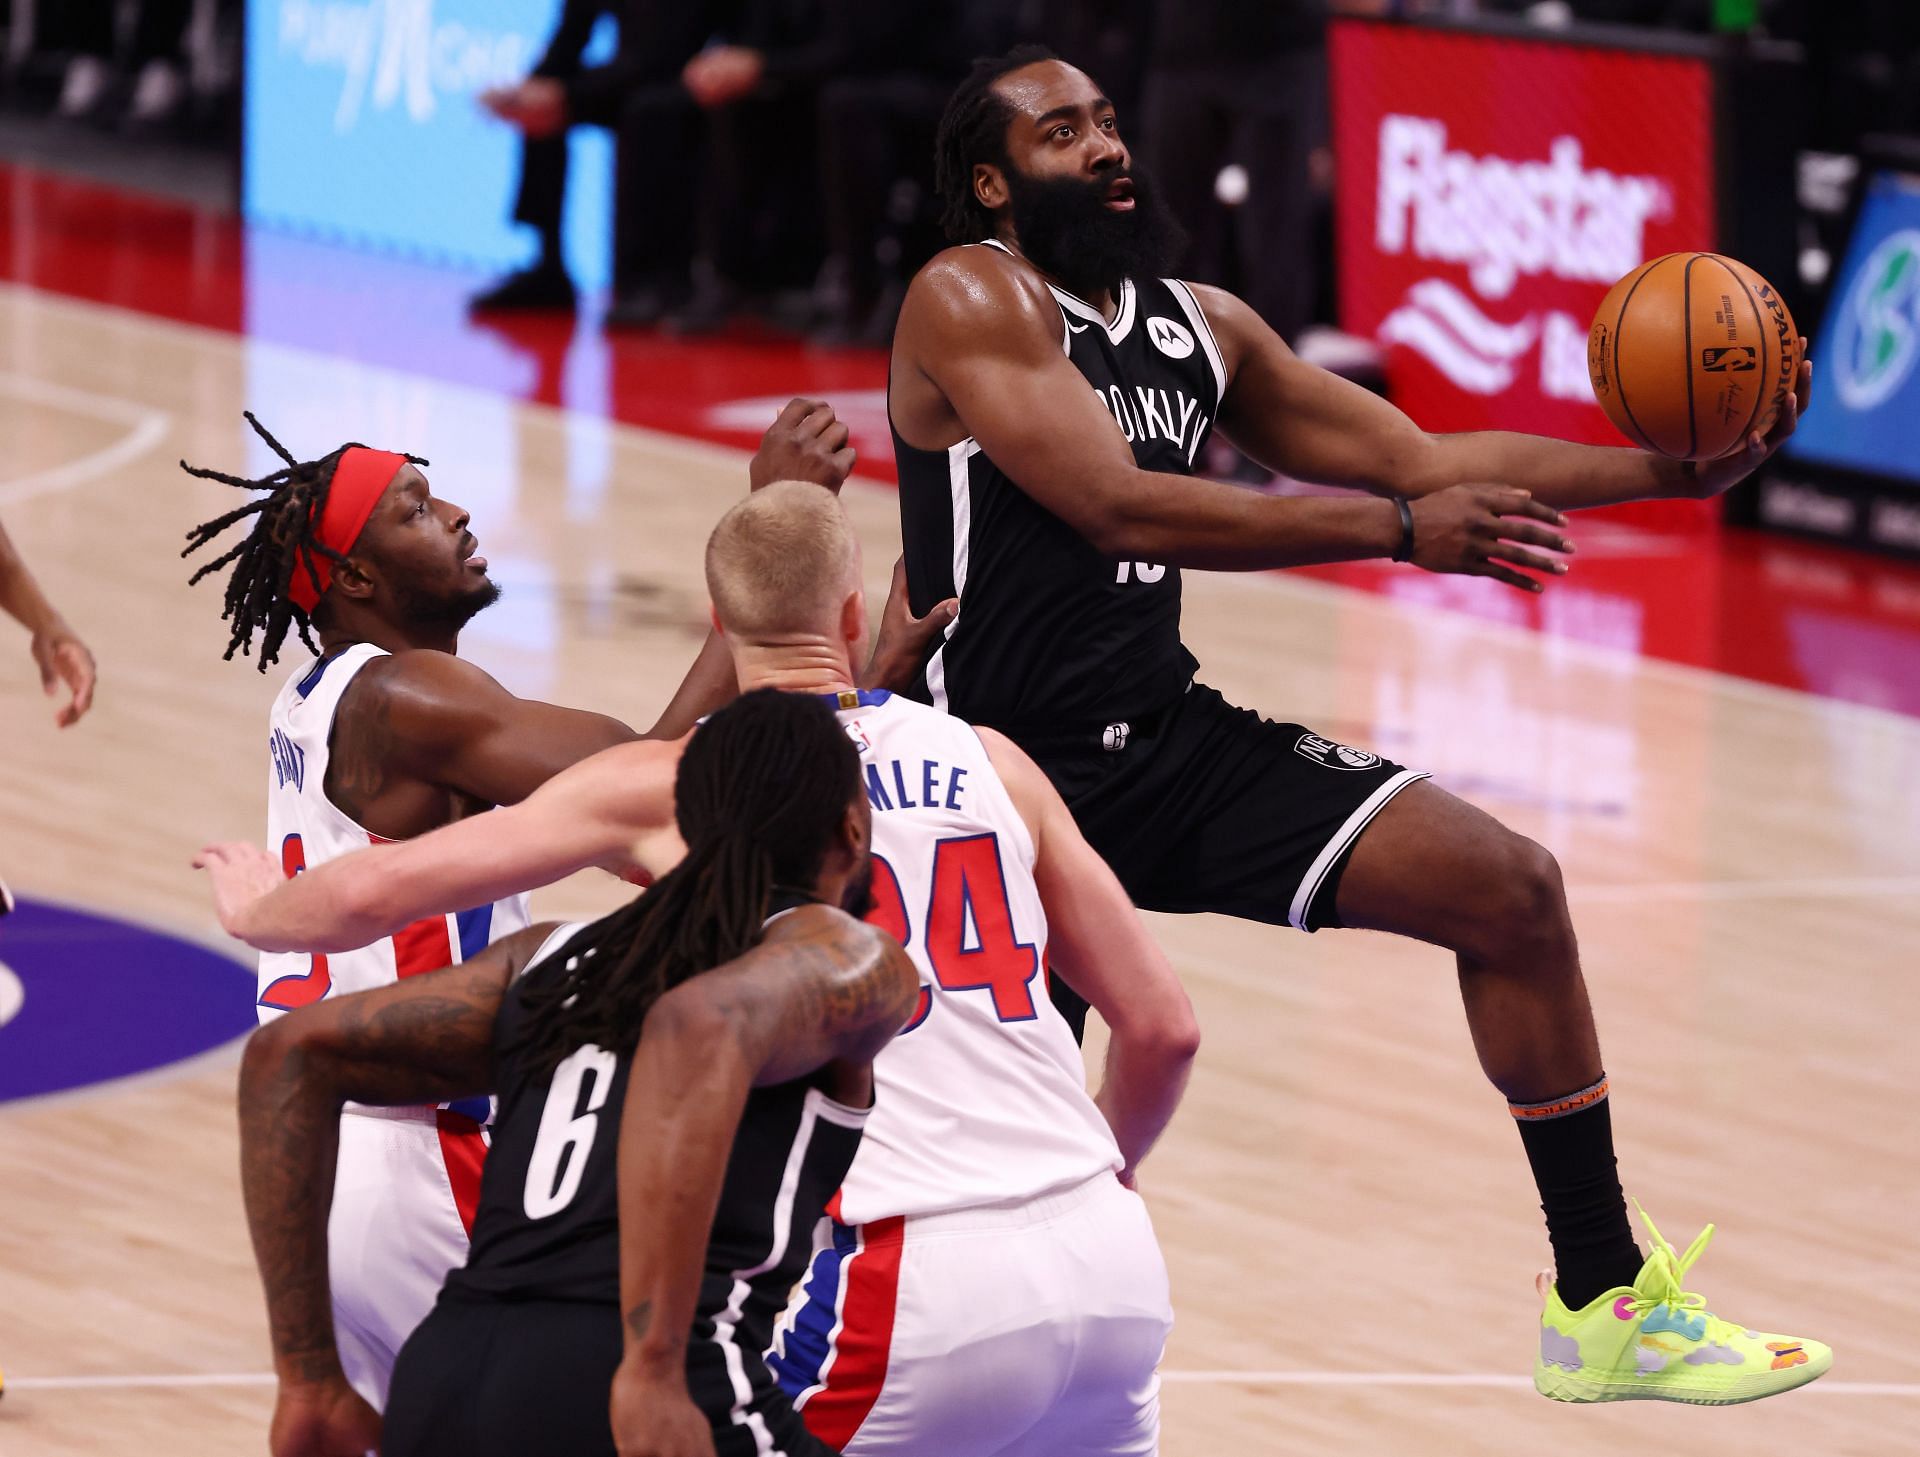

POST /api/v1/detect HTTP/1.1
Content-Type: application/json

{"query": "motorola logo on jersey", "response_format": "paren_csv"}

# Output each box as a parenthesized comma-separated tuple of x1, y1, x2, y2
(1294, 733, 1382, 771)
(1147, 316, 1195, 359)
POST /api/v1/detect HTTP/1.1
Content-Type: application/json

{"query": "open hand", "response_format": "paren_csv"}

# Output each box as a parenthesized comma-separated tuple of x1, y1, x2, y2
(1675, 344, 1811, 500)
(194, 840, 283, 941)
(861, 557, 956, 690)
(1408, 486, 1574, 594)
(269, 1375, 381, 1457)
(748, 398, 856, 493)
(30, 618, 95, 727)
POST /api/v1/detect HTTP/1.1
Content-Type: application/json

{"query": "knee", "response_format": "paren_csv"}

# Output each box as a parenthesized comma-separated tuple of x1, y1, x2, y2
(1462, 832, 1572, 962)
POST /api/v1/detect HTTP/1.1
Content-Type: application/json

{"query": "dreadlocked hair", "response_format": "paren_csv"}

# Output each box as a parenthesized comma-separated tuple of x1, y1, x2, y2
(179, 413, 427, 671)
(512, 688, 864, 1081)
(934, 44, 1060, 244)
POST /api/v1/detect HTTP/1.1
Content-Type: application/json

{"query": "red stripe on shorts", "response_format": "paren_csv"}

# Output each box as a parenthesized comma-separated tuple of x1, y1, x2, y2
(801, 1215, 906, 1450)
(435, 1109, 487, 1237)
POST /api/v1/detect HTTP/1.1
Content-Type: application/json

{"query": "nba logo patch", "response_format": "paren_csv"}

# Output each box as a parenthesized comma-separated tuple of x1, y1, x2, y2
(1147, 316, 1195, 360)
(1294, 733, 1380, 771)
(844, 718, 872, 754)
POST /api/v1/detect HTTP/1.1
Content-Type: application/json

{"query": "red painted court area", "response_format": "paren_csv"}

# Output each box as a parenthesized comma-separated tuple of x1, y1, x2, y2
(8, 160, 1920, 718)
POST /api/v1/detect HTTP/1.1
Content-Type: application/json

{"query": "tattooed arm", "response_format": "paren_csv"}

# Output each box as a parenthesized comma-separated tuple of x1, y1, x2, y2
(238, 923, 552, 1457)
(609, 907, 916, 1457)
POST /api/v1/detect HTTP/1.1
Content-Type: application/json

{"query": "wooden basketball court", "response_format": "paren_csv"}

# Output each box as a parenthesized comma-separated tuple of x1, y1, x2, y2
(2, 278, 1915, 1456)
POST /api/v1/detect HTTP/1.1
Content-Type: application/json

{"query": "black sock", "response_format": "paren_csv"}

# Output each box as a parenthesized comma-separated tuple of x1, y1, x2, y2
(1511, 1076, 1642, 1309)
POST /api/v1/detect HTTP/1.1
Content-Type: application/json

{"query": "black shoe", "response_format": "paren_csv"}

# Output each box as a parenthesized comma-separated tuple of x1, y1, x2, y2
(605, 282, 688, 330)
(470, 265, 576, 313)
(662, 282, 740, 337)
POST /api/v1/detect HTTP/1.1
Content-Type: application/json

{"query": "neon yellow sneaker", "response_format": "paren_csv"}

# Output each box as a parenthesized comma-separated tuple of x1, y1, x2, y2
(1534, 1201, 1831, 1405)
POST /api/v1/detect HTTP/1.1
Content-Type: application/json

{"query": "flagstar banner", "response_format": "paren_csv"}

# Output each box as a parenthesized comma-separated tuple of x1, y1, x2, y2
(1331, 20, 1715, 445)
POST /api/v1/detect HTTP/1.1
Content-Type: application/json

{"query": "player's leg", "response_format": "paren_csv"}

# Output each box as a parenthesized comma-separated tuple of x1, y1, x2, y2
(995, 1179, 1170, 1457)
(1328, 776, 1831, 1403)
(780, 1220, 1052, 1455)
(1119, 691, 1830, 1403)
(327, 1114, 476, 1409)
(386, 1300, 619, 1457)
(1330, 781, 1633, 1302)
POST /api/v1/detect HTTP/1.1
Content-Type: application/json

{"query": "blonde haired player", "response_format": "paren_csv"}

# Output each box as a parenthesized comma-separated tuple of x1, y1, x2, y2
(202, 480, 1201, 1456)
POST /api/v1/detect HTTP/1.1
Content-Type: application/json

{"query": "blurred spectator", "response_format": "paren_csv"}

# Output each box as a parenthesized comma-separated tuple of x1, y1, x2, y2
(39, 0, 197, 127)
(659, 0, 834, 333)
(1787, 0, 1920, 150)
(477, 0, 722, 317)
(1038, 0, 1153, 119)
(1140, 0, 1331, 345)
(806, 4, 1022, 345)
(808, 1, 1152, 347)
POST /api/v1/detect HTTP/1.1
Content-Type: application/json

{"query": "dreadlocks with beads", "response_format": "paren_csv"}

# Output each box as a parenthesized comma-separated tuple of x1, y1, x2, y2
(933, 44, 1059, 244)
(179, 413, 427, 671)
(513, 688, 865, 1081)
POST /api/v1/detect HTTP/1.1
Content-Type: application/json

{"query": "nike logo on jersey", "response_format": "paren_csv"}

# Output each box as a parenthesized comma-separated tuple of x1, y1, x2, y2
(1066, 320, 1090, 334)
(1092, 384, 1210, 462)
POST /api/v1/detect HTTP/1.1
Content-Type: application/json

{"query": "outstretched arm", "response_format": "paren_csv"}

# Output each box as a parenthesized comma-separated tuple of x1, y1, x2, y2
(1196, 282, 1811, 513)
(892, 248, 1567, 588)
(611, 908, 917, 1454)
(978, 729, 1199, 1182)
(198, 739, 685, 953)
(238, 924, 547, 1455)
(0, 514, 95, 727)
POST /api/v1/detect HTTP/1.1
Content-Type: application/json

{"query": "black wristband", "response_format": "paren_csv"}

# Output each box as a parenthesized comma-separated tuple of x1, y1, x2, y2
(1391, 496, 1416, 563)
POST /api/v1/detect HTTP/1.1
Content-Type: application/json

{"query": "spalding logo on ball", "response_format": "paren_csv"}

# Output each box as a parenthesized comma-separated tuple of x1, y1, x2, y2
(1587, 253, 1802, 460)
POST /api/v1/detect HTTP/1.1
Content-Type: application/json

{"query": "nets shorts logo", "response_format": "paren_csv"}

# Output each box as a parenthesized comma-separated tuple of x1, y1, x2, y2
(1147, 316, 1196, 359)
(1294, 733, 1381, 771)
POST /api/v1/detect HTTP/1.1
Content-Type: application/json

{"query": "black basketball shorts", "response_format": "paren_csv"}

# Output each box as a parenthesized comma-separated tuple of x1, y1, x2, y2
(1024, 682, 1429, 934)
(385, 1298, 838, 1457)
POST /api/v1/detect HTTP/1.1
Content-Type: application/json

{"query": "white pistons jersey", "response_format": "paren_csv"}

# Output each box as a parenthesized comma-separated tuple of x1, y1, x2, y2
(260, 642, 533, 1022)
(830, 690, 1121, 1225)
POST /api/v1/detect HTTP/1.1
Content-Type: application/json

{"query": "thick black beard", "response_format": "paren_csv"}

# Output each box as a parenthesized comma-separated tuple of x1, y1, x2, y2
(840, 856, 876, 920)
(1004, 161, 1186, 301)
(392, 576, 502, 635)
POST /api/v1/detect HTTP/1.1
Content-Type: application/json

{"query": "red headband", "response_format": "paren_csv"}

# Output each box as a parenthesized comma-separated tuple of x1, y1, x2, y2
(288, 447, 411, 613)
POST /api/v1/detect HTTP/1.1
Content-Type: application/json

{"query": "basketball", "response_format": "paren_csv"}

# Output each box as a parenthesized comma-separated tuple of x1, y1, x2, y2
(1587, 253, 1801, 460)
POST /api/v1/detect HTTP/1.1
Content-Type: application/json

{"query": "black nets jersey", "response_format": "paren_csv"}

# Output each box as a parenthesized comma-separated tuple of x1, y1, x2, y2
(896, 242, 1226, 731)
(440, 913, 870, 1448)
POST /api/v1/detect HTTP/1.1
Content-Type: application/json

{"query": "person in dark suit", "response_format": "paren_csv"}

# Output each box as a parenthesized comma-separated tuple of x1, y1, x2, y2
(475, 0, 725, 317)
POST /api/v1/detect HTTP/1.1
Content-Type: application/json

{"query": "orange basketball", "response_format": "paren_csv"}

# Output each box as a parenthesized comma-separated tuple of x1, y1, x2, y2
(1587, 253, 1800, 461)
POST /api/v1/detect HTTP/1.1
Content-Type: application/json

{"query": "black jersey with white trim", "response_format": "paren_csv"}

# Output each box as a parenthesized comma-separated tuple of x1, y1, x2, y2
(895, 243, 1224, 730)
(441, 907, 869, 1430)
